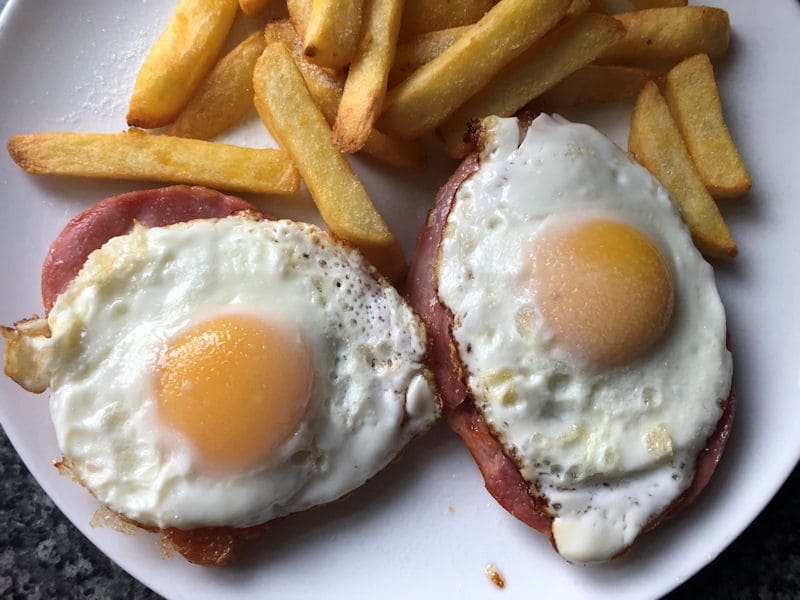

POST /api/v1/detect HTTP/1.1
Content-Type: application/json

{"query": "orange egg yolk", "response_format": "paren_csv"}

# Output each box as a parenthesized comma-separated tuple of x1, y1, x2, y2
(528, 217, 674, 367)
(154, 314, 312, 470)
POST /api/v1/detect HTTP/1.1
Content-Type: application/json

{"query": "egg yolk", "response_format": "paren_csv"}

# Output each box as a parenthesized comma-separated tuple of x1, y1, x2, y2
(528, 216, 674, 367)
(155, 314, 312, 470)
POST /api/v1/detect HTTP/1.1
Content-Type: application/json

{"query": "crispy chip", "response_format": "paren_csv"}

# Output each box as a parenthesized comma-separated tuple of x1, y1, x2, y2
(126, 0, 239, 129)
(264, 20, 345, 112)
(599, 7, 730, 68)
(302, 0, 364, 70)
(566, 0, 590, 16)
(439, 13, 625, 158)
(664, 53, 751, 198)
(239, 0, 272, 17)
(536, 64, 659, 109)
(378, 0, 573, 140)
(399, 0, 493, 39)
(169, 32, 266, 140)
(629, 81, 736, 260)
(286, 0, 313, 37)
(333, 0, 404, 153)
(7, 130, 299, 195)
(389, 26, 470, 87)
(253, 42, 406, 281)
(357, 129, 426, 170)
(264, 20, 425, 169)
(631, 0, 687, 8)
(389, 0, 591, 88)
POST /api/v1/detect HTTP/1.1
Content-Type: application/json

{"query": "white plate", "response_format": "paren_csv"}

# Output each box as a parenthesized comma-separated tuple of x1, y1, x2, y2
(1, 1, 798, 598)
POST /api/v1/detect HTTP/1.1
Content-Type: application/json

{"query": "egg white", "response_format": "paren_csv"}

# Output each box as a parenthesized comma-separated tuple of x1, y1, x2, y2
(436, 114, 732, 562)
(39, 215, 437, 530)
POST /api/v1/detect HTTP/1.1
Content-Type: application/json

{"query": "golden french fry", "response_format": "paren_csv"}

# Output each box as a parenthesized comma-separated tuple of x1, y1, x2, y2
(536, 64, 659, 109)
(127, 0, 239, 129)
(389, 0, 588, 88)
(264, 20, 426, 169)
(169, 32, 266, 140)
(302, 0, 364, 70)
(379, 0, 572, 140)
(664, 54, 751, 198)
(599, 7, 730, 67)
(7, 130, 300, 195)
(389, 26, 470, 87)
(358, 129, 426, 170)
(439, 13, 625, 158)
(239, 0, 272, 17)
(631, 0, 687, 8)
(286, 0, 312, 37)
(264, 20, 345, 117)
(628, 81, 736, 260)
(333, 0, 403, 153)
(399, 0, 492, 39)
(566, 0, 590, 16)
(253, 42, 406, 281)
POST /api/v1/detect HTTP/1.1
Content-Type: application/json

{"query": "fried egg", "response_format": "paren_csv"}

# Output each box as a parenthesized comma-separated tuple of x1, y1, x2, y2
(10, 214, 438, 530)
(436, 114, 732, 562)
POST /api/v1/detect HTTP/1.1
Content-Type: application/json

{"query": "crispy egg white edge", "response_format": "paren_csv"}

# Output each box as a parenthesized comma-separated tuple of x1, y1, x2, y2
(22, 215, 438, 530)
(435, 114, 732, 562)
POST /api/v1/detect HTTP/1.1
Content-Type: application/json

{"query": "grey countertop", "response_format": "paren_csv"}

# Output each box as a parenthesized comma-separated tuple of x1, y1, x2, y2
(0, 0, 798, 598)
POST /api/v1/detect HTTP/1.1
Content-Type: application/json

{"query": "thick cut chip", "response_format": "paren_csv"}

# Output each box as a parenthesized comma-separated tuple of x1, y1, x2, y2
(264, 20, 425, 169)
(664, 54, 751, 198)
(302, 0, 364, 70)
(239, 0, 272, 17)
(390, 0, 590, 88)
(378, 0, 572, 140)
(566, 0, 590, 16)
(286, 0, 312, 37)
(7, 131, 299, 195)
(169, 32, 267, 140)
(253, 42, 406, 281)
(333, 0, 404, 153)
(399, 0, 493, 39)
(628, 81, 736, 260)
(536, 64, 658, 109)
(599, 7, 730, 67)
(126, 0, 239, 129)
(631, 0, 687, 7)
(264, 21, 346, 114)
(356, 129, 426, 170)
(439, 13, 625, 158)
(389, 25, 470, 87)
(391, 0, 589, 88)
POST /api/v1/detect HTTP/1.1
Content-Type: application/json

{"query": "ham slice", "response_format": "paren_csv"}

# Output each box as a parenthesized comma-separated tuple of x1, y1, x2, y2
(41, 185, 257, 314)
(405, 142, 735, 557)
(41, 185, 267, 564)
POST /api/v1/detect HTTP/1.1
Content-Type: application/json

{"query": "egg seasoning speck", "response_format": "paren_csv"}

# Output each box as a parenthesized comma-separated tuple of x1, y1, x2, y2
(436, 114, 732, 562)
